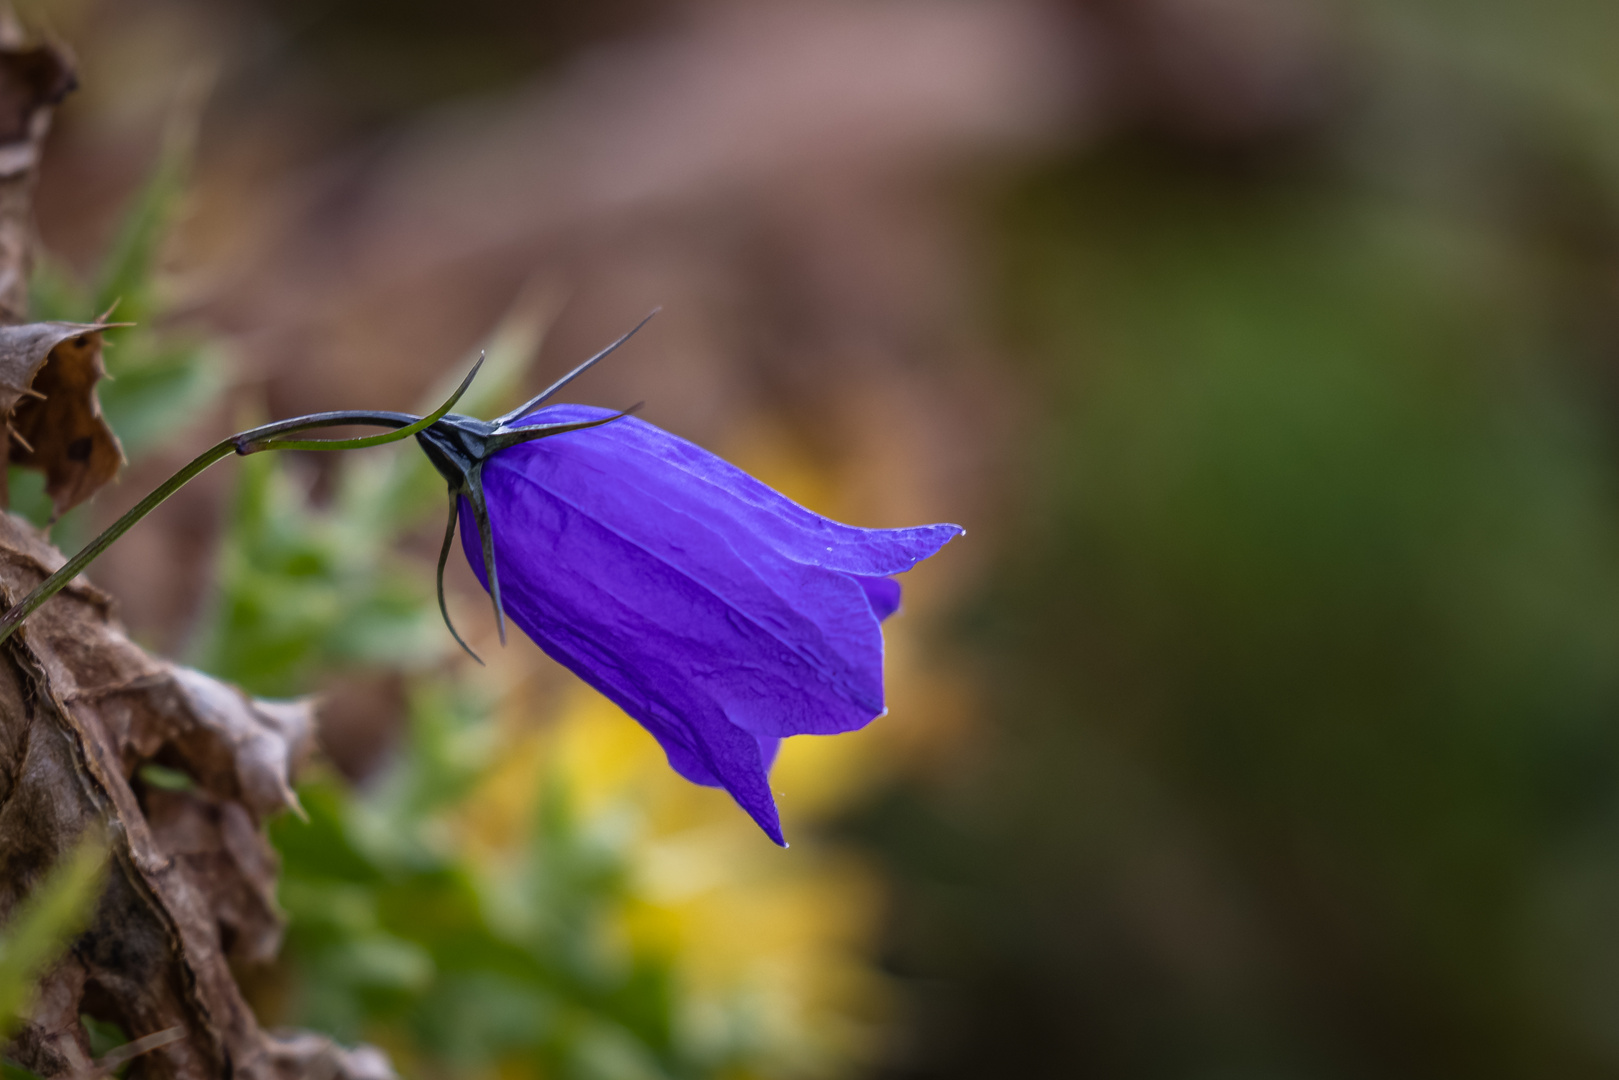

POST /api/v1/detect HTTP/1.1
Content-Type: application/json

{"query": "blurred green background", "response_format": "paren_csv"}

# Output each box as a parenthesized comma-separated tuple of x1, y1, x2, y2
(9, 0, 1619, 1077)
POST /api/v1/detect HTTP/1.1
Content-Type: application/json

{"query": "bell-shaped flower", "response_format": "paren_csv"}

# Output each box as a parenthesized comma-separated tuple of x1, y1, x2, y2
(449, 404, 959, 844)
(0, 318, 955, 838)
(409, 321, 956, 845)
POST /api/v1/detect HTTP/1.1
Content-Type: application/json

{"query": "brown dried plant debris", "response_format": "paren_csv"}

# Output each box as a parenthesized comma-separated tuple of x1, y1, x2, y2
(0, 322, 124, 517)
(0, 512, 391, 1080)
(0, 35, 73, 148)
(0, 27, 72, 324)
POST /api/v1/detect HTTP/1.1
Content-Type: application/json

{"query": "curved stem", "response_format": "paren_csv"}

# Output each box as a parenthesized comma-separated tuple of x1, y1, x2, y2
(0, 355, 487, 646)
(241, 353, 484, 453)
(233, 410, 419, 451)
(0, 410, 418, 646)
(0, 436, 236, 644)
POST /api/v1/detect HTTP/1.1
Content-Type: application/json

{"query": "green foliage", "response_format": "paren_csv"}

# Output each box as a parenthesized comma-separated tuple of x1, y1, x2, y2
(0, 832, 107, 1038)
(77, 1016, 130, 1065)
(184, 444, 444, 696)
(269, 693, 749, 1080)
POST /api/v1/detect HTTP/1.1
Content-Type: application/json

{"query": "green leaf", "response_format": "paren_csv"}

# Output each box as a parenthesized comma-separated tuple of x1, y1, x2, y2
(0, 830, 109, 1037)
(137, 763, 196, 793)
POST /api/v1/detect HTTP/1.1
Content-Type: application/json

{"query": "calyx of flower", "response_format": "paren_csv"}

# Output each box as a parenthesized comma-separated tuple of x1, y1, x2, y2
(414, 313, 652, 661)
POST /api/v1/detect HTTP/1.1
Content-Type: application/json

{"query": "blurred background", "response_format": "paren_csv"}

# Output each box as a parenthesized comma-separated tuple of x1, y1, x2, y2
(12, 0, 1619, 1076)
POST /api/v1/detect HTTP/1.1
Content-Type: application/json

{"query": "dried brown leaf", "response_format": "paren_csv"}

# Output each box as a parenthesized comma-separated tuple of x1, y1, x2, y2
(0, 323, 125, 516)
(0, 512, 389, 1080)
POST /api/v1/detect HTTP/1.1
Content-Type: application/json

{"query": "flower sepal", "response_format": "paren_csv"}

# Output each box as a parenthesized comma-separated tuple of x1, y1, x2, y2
(413, 324, 648, 664)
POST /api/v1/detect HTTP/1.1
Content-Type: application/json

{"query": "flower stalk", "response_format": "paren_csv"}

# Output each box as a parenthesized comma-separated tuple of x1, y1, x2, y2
(0, 356, 485, 646)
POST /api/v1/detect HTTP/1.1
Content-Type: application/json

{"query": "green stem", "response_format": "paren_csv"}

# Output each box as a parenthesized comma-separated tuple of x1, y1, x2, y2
(0, 356, 486, 646)
(0, 435, 237, 644)
(236, 354, 483, 453)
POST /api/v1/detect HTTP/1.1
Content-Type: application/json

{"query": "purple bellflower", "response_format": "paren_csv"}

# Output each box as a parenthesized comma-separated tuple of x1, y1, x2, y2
(414, 327, 961, 844)
(0, 316, 958, 843)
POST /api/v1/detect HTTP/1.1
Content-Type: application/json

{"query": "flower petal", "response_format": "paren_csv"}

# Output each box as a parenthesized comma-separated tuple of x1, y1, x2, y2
(461, 495, 787, 842)
(461, 407, 959, 844)
(516, 406, 962, 575)
(857, 575, 903, 621)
